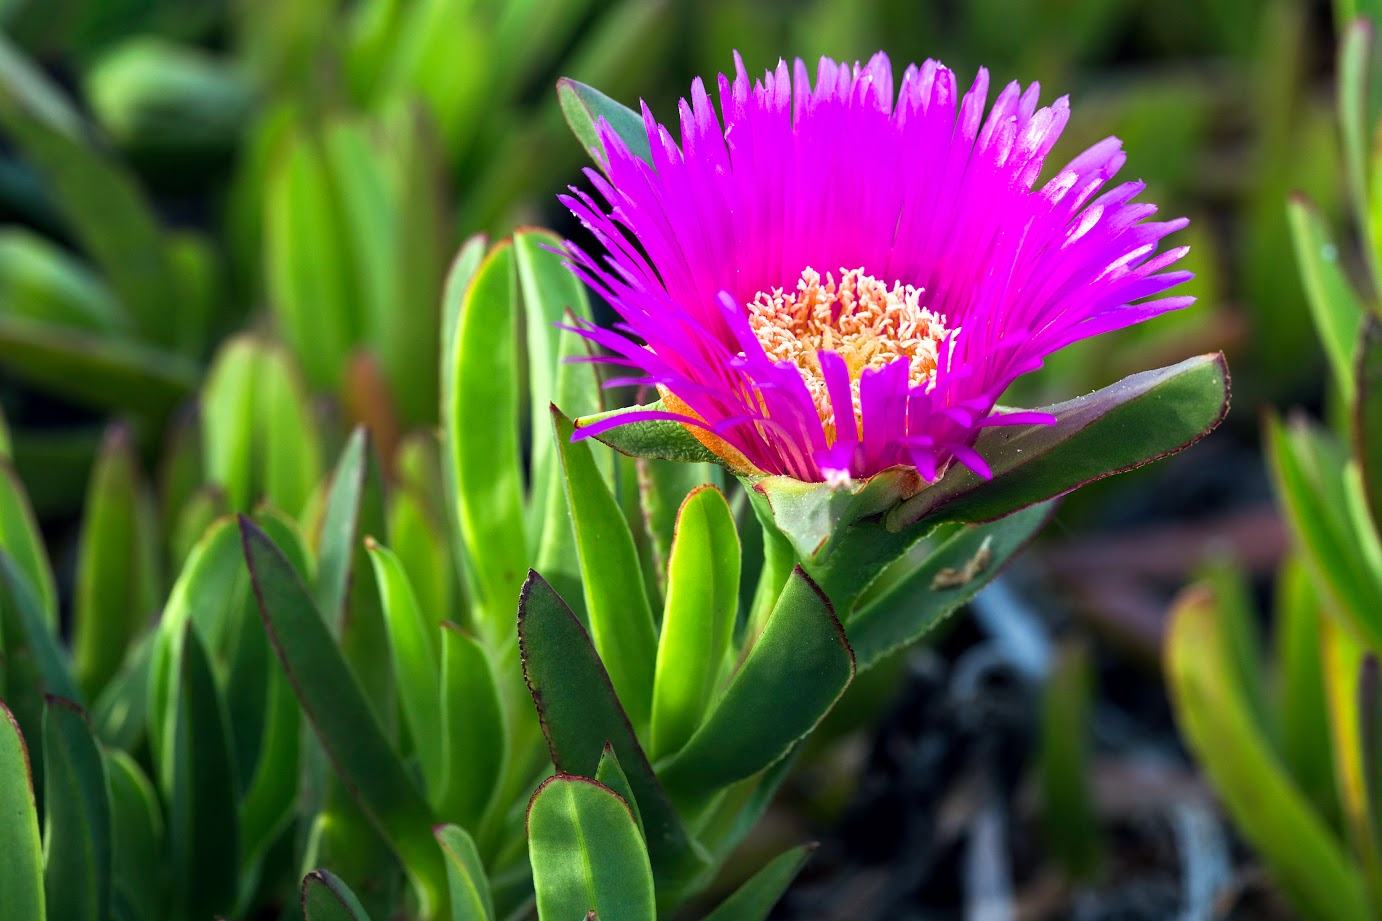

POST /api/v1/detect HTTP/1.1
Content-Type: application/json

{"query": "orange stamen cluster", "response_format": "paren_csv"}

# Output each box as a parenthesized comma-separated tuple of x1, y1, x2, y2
(747, 267, 950, 439)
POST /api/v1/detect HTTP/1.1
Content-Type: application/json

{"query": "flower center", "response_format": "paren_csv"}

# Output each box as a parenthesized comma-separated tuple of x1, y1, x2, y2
(747, 267, 950, 439)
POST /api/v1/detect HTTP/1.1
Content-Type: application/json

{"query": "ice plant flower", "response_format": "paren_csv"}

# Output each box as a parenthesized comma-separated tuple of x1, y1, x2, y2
(560, 53, 1193, 485)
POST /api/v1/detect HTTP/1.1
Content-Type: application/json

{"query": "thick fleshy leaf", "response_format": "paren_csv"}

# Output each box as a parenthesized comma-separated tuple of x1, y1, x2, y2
(526, 775, 655, 921)
(0, 461, 59, 625)
(435, 622, 504, 830)
(0, 317, 198, 416)
(700, 844, 816, 921)
(657, 567, 853, 808)
(1338, 20, 1382, 289)
(594, 744, 644, 839)
(315, 428, 393, 722)
(0, 549, 80, 704)
(1320, 620, 1382, 908)
(103, 750, 162, 921)
(517, 572, 707, 890)
(302, 869, 374, 921)
(650, 485, 741, 760)
(367, 539, 443, 796)
(202, 335, 323, 516)
(445, 240, 527, 636)
(577, 400, 724, 467)
(241, 517, 447, 918)
(389, 432, 454, 640)
(847, 500, 1057, 668)
(1273, 555, 1337, 818)
(42, 697, 112, 921)
(534, 322, 607, 626)
(552, 406, 658, 726)
(557, 77, 652, 167)
(1356, 314, 1382, 537)
(1288, 195, 1367, 399)
(72, 426, 160, 699)
(889, 353, 1229, 530)
(1362, 656, 1382, 864)
(165, 624, 239, 921)
(515, 227, 594, 547)
(0, 36, 180, 346)
(1165, 584, 1369, 921)
(0, 701, 43, 921)
(1266, 413, 1382, 650)
(0, 228, 125, 332)
(1037, 643, 1101, 880)
(434, 824, 494, 921)
(265, 128, 358, 389)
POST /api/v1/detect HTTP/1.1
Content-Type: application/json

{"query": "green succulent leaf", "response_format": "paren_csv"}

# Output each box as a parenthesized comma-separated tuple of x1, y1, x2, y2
(241, 517, 447, 918)
(657, 567, 853, 808)
(0, 548, 80, 705)
(0, 461, 61, 626)
(650, 484, 741, 761)
(594, 744, 645, 840)
(103, 749, 162, 921)
(302, 869, 374, 921)
(0, 36, 181, 347)
(699, 844, 816, 921)
(846, 500, 1056, 668)
(1037, 643, 1102, 881)
(445, 240, 528, 636)
(551, 406, 658, 727)
(367, 538, 443, 796)
(164, 624, 239, 920)
(434, 824, 494, 921)
(0, 317, 198, 417)
(1166, 584, 1369, 921)
(1266, 413, 1382, 651)
(72, 426, 160, 699)
(515, 227, 595, 550)
(557, 77, 652, 167)
(889, 353, 1230, 531)
(435, 622, 505, 831)
(576, 400, 724, 468)
(41, 697, 112, 921)
(0, 228, 125, 333)
(1355, 315, 1382, 537)
(202, 335, 322, 516)
(526, 775, 655, 921)
(1273, 555, 1337, 820)
(1287, 196, 1367, 398)
(315, 428, 393, 720)
(0, 701, 44, 921)
(517, 571, 708, 891)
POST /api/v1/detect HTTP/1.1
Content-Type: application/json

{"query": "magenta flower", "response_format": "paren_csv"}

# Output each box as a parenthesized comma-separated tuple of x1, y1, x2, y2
(560, 53, 1193, 485)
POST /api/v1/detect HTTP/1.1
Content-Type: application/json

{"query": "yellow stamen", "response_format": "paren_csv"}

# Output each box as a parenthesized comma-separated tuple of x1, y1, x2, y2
(747, 267, 950, 440)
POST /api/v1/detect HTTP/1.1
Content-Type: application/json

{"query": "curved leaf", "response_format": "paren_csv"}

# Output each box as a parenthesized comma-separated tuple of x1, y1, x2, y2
(888, 353, 1230, 530)
(650, 485, 741, 760)
(241, 517, 447, 918)
(700, 844, 815, 921)
(1165, 584, 1368, 921)
(41, 697, 111, 921)
(656, 567, 853, 808)
(551, 406, 657, 726)
(526, 775, 654, 921)
(302, 869, 373, 921)
(0, 701, 44, 921)
(557, 77, 652, 167)
(435, 824, 494, 921)
(847, 500, 1057, 669)
(517, 572, 706, 890)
